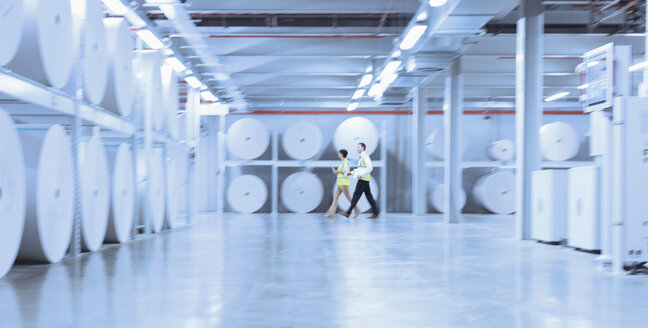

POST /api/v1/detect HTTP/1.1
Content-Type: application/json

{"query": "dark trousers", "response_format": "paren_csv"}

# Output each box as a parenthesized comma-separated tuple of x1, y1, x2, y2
(346, 180, 379, 215)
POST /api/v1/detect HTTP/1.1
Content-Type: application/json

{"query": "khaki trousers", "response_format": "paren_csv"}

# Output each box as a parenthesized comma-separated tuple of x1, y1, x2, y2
(326, 185, 360, 216)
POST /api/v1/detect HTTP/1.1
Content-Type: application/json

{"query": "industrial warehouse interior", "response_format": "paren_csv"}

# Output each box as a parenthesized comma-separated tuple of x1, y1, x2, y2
(2, 0, 648, 327)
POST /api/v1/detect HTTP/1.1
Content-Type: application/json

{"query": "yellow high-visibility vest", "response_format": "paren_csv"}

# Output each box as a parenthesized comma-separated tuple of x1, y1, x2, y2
(337, 158, 351, 186)
(358, 155, 371, 182)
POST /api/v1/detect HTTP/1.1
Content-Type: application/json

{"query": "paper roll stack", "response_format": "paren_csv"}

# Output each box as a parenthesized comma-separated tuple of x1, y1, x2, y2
(105, 143, 135, 243)
(426, 129, 445, 160)
(0, 108, 26, 278)
(17, 125, 75, 263)
(7, 0, 73, 88)
(333, 117, 378, 160)
(139, 51, 165, 131)
(282, 122, 323, 160)
(540, 122, 580, 161)
(486, 139, 515, 161)
(138, 149, 166, 233)
(162, 64, 180, 140)
(473, 171, 516, 214)
(429, 184, 466, 213)
(336, 178, 379, 213)
(0, 0, 23, 65)
(79, 133, 110, 252)
(281, 172, 323, 213)
(73, 0, 108, 105)
(102, 17, 134, 117)
(227, 175, 267, 213)
(226, 118, 270, 160)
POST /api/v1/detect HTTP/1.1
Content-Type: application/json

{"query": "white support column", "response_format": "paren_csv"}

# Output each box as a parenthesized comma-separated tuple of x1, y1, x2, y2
(412, 87, 426, 216)
(444, 58, 463, 224)
(515, 0, 543, 240)
(216, 114, 226, 214)
(271, 131, 279, 215)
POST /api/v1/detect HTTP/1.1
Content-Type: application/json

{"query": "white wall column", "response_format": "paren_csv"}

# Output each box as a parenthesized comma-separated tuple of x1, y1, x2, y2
(515, 0, 543, 240)
(412, 87, 426, 216)
(444, 58, 463, 224)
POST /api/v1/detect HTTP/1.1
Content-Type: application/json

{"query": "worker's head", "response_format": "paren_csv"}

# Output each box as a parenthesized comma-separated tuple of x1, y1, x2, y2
(338, 149, 348, 159)
(357, 143, 366, 154)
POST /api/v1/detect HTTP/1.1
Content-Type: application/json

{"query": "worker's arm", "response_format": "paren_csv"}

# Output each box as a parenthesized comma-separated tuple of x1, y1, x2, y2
(362, 153, 373, 175)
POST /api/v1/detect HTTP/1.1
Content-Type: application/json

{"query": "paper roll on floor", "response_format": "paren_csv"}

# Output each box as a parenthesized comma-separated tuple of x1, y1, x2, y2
(540, 122, 580, 161)
(0, 108, 26, 278)
(137, 149, 166, 233)
(473, 171, 516, 214)
(0, 0, 23, 65)
(226, 118, 270, 160)
(165, 150, 187, 229)
(429, 184, 466, 213)
(333, 117, 378, 160)
(336, 178, 379, 213)
(227, 175, 267, 213)
(281, 172, 323, 213)
(79, 134, 110, 252)
(71, 0, 108, 105)
(102, 17, 134, 117)
(7, 0, 73, 88)
(282, 122, 323, 160)
(486, 139, 515, 161)
(17, 125, 75, 263)
(105, 143, 135, 243)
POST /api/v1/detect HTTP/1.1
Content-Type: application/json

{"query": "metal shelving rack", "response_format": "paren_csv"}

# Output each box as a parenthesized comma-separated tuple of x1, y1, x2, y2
(0, 22, 193, 260)
(218, 120, 389, 215)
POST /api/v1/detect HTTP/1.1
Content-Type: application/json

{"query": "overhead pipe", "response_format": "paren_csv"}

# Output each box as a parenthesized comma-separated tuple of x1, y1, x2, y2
(228, 109, 585, 115)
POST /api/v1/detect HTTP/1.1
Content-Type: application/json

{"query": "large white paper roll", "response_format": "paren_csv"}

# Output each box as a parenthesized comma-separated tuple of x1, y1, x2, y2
(280, 172, 323, 213)
(473, 171, 516, 214)
(0, 108, 26, 278)
(105, 143, 134, 243)
(0, 0, 23, 65)
(336, 178, 379, 213)
(226, 118, 270, 160)
(540, 122, 580, 161)
(426, 129, 445, 160)
(165, 150, 186, 229)
(282, 122, 323, 160)
(79, 133, 109, 252)
(71, 0, 108, 104)
(486, 139, 515, 161)
(102, 17, 134, 117)
(333, 117, 379, 160)
(140, 51, 165, 131)
(227, 175, 267, 213)
(17, 125, 74, 263)
(7, 0, 73, 88)
(137, 149, 165, 233)
(429, 184, 466, 213)
(162, 64, 180, 140)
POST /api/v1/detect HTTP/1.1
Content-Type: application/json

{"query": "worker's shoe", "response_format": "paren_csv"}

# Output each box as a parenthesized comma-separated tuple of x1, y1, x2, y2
(368, 214, 380, 219)
(338, 211, 350, 218)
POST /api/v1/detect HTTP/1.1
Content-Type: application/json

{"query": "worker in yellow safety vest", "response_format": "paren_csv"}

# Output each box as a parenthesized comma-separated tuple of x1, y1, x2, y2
(325, 149, 360, 217)
(338, 142, 380, 219)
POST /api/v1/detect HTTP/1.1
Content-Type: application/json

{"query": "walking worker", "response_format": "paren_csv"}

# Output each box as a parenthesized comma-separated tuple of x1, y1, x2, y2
(325, 149, 360, 217)
(339, 143, 380, 219)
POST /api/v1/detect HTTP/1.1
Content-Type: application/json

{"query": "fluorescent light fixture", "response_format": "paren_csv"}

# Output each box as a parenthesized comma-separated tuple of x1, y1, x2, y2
(383, 73, 399, 85)
(101, 0, 129, 15)
(544, 91, 570, 102)
(347, 102, 359, 111)
(164, 57, 186, 72)
(368, 83, 383, 97)
(429, 0, 448, 7)
(365, 66, 373, 73)
(400, 25, 428, 50)
(379, 60, 401, 80)
(136, 29, 163, 50)
(629, 61, 648, 72)
(392, 50, 401, 58)
(352, 89, 365, 99)
(200, 90, 218, 102)
(586, 60, 600, 68)
(358, 74, 373, 87)
(577, 83, 589, 90)
(185, 76, 203, 89)
(416, 11, 428, 22)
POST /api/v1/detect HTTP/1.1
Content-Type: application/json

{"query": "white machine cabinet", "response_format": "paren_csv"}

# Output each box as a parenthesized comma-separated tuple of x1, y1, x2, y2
(612, 97, 648, 266)
(567, 166, 600, 250)
(531, 169, 569, 243)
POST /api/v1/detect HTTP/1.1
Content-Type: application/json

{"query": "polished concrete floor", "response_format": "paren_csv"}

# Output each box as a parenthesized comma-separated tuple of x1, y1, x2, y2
(1, 213, 648, 328)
